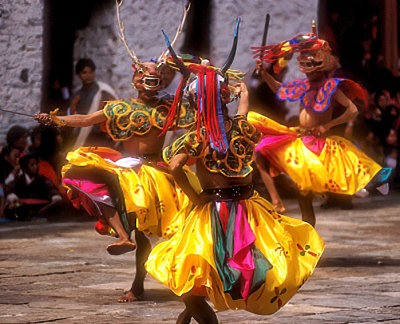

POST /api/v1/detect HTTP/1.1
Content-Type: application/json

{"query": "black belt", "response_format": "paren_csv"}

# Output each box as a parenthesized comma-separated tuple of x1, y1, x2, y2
(297, 128, 322, 137)
(202, 185, 254, 201)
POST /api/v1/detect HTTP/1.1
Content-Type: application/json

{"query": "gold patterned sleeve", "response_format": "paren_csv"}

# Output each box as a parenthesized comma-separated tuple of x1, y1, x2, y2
(103, 99, 155, 141)
(177, 101, 196, 129)
(163, 129, 205, 165)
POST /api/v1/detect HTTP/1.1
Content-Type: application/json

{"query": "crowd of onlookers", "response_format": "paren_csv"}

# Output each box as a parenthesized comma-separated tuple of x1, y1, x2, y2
(2, 78, 400, 222)
(3, 51, 400, 222)
(0, 58, 116, 222)
(0, 124, 72, 222)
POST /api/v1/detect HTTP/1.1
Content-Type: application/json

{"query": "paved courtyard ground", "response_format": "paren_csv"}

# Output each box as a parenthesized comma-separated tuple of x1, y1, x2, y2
(1, 192, 400, 323)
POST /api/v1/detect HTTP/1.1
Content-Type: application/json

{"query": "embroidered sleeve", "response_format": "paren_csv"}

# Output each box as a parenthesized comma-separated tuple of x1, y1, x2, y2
(103, 99, 171, 140)
(202, 115, 261, 177)
(103, 99, 149, 141)
(177, 101, 196, 129)
(233, 114, 261, 144)
(163, 129, 205, 164)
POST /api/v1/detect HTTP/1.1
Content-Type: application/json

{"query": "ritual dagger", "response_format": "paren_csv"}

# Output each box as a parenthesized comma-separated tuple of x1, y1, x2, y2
(0, 107, 36, 118)
(255, 13, 270, 77)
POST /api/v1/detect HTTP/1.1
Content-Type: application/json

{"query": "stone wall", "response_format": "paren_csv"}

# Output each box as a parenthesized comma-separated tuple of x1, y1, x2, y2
(73, 0, 318, 107)
(0, 0, 43, 145)
(73, 0, 190, 97)
(0, 0, 317, 145)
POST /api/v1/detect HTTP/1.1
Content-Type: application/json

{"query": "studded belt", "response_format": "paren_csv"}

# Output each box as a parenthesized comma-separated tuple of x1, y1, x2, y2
(202, 184, 254, 201)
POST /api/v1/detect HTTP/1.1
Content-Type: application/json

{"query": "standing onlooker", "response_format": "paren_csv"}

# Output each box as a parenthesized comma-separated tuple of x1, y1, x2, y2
(69, 58, 118, 149)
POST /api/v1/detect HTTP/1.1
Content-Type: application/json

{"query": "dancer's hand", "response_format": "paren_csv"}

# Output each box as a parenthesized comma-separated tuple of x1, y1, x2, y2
(256, 59, 266, 77)
(314, 124, 330, 135)
(34, 113, 51, 125)
(234, 82, 248, 97)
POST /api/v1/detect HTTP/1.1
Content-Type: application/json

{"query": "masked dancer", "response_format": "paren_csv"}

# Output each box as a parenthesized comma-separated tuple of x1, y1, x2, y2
(35, 0, 198, 303)
(145, 20, 324, 324)
(249, 21, 391, 226)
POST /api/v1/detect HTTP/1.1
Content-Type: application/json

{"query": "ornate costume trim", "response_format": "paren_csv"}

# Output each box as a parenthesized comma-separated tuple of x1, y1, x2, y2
(278, 78, 341, 112)
(103, 98, 195, 141)
(277, 78, 367, 113)
(163, 115, 261, 178)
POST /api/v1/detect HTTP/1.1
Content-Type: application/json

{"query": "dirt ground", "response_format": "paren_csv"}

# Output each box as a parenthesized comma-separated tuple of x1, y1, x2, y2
(1, 192, 400, 324)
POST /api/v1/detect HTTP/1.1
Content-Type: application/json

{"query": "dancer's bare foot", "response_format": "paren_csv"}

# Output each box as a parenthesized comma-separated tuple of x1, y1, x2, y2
(106, 238, 136, 255)
(118, 290, 143, 303)
(273, 200, 286, 214)
(176, 307, 192, 324)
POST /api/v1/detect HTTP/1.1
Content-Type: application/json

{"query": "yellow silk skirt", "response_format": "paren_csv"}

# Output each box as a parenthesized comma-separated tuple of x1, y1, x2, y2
(62, 147, 199, 238)
(145, 192, 324, 315)
(248, 112, 382, 194)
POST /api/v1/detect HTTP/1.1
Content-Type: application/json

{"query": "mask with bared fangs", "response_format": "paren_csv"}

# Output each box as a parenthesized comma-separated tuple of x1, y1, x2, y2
(131, 61, 175, 92)
(296, 40, 338, 77)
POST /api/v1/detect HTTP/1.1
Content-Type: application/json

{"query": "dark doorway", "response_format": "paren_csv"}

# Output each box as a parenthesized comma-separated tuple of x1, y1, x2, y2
(41, 0, 112, 112)
(180, 0, 211, 59)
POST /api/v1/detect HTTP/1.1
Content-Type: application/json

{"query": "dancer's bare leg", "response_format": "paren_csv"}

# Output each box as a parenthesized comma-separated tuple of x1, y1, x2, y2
(255, 153, 286, 213)
(176, 307, 192, 324)
(119, 230, 151, 302)
(178, 294, 218, 324)
(298, 190, 316, 227)
(100, 205, 136, 255)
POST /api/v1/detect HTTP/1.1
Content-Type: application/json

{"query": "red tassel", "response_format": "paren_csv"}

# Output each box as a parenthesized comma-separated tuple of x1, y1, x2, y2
(161, 76, 185, 135)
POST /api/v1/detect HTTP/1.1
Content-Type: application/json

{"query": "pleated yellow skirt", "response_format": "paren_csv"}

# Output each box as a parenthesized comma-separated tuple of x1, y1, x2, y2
(145, 192, 324, 315)
(62, 147, 199, 238)
(248, 112, 383, 194)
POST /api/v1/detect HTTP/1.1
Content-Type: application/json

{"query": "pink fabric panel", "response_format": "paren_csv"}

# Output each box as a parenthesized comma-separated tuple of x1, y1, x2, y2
(256, 134, 296, 152)
(227, 201, 256, 300)
(301, 136, 326, 156)
(64, 179, 109, 196)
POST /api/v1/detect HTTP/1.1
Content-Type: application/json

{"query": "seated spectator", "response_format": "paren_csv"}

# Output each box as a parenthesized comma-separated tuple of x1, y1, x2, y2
(4, 153, 62, 221)
(6, 125, 28, 152)
(0, 145, 21, 187)
(382, 105, 399, 168)
(0, 185, 5, 220)
(28, 125, 43, 155)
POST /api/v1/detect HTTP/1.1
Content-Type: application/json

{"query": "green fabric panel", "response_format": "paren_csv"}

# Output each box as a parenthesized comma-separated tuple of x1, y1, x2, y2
(249, 246, 272, 294)
(211, 203, 241, 294)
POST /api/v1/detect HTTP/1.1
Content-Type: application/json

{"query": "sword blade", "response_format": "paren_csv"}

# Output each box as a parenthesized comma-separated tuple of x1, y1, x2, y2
(260, 13, 270, 61)
(0, 107, 35, 117)
(254, 13, 270, 77)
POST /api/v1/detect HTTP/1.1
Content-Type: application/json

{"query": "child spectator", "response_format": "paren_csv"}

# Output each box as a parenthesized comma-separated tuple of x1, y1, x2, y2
(4, 153, 62, 221)
(6, 125, 28, 152)
(29, 125, 42, 155)
(0, 145, 21, 187)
